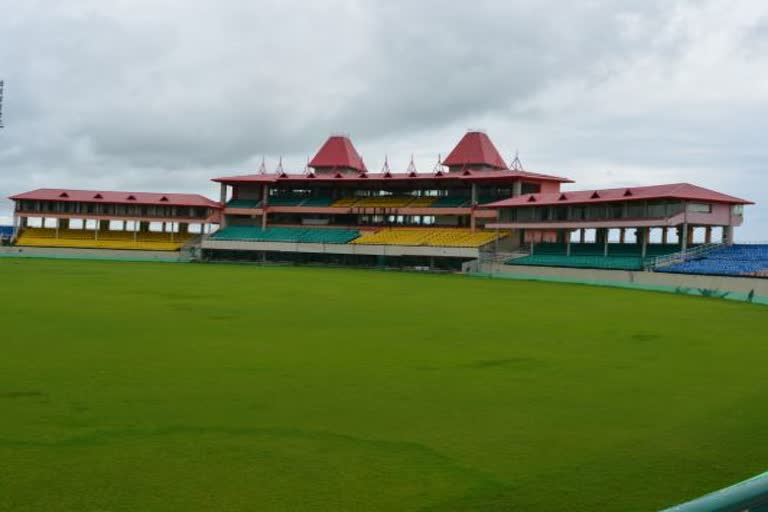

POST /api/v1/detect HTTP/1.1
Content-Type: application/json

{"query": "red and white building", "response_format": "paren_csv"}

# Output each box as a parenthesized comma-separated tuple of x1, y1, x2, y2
(6, 130, 754, 268)
(10, 188, 221, 237)
(212, 131, 571, 232)
(485, 183, 752, 255)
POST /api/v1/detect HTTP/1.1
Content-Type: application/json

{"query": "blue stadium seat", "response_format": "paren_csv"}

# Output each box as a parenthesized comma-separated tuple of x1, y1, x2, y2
(657, 245, 768, 276)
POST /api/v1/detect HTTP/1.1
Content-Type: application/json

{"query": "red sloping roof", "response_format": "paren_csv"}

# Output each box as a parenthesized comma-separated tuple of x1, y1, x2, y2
(484, 183, 753, 208)
(442, 131, 508, 169)
(9, 188, 222, 208)
(212, 168, 571, 184)
(308, 136, 367, 172)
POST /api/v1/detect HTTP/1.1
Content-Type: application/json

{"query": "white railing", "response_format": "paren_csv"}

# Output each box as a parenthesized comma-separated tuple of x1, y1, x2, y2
(647, 243, 725, 270)
(480, 249, 528, 265)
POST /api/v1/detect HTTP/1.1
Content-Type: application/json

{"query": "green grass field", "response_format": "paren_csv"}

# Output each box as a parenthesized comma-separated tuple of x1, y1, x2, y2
(1, 258, 767, 511)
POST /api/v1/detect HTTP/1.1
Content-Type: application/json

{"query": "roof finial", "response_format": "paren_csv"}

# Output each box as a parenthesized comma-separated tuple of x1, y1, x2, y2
(381, 154, 391, 174)
(258, 156, 267, 175)
(509, 150, 524, 171)
(303, 156, 312, 175)
(407, 154, 417, 175)
(276, 156, 285, 175)
(433, 154, 444, 174)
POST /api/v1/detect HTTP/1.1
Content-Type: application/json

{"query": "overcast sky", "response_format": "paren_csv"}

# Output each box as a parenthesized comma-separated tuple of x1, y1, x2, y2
(1, 0, 766, 239)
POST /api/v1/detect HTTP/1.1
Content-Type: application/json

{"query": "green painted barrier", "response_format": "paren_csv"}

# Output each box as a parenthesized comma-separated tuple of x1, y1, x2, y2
(660, 471, 768, 511)
(468, 272, 768, 305)
(0, 251, 187, 264)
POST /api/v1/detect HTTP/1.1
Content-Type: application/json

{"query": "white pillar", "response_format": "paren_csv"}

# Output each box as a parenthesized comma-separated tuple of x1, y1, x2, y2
(681, 222, 688, 254)
(724, 225, 734, 245)
(262, 185, 269, 208)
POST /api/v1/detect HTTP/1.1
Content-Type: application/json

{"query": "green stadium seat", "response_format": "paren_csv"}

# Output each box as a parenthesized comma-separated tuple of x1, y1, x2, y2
(505, 254, 646, 270)
(266, 196, 306, 206)
(211, 226, 360, 244)
(431, 196, 469, 207)
(301, 197, 335, 207)
(503, 242, 684, 271)
(531, 243, 681, 258)
(226, 199, 262, 209)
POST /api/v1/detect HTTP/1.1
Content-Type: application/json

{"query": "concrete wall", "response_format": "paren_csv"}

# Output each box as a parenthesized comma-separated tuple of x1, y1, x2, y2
(234, 184, 263, 200)
(202, 239, 480, 258)
(481, 262, 768, 296)
(1, 246, 184, 262)
(539, 181, 561, 194)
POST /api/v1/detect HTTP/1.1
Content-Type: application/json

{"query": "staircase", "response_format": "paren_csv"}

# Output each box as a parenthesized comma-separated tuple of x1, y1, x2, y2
(179, 235, 204, 261)
(647, 243, 725, 271)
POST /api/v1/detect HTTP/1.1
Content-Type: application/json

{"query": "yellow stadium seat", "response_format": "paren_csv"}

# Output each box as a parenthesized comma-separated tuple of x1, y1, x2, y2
(407, 197, 437, 207)
(350, 228, 508, 248)
(330, 197, 360, 207)
(15, 228, 193, 251)
(331, 196, 436, 208)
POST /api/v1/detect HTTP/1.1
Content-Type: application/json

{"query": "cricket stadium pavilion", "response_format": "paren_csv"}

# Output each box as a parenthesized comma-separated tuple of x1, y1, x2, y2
(6, 130, 757, 274)
(9, 189, 221, 252)
(202, 131, 570, 268)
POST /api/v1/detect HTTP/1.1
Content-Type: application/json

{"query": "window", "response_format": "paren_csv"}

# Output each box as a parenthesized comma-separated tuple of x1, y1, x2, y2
(521, 183, 540, 195)
(688, 203, 712, 213)
(606, 203, 623, 219)
(732, 205, 744, 215)
(626, 202, 645, 218)
(647, 200, 667, 217)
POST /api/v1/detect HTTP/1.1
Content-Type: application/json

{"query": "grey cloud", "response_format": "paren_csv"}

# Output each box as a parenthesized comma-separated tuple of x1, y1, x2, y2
(330, 1, 673, 138)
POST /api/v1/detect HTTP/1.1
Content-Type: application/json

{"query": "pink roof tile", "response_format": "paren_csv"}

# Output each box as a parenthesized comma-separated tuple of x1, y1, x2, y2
(484, 183, 753, 207)
(212, 168, 571, 185)
(442, 131, 508, 169)
(308, 136, 367, 172)
(9, 188, 221, 208)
